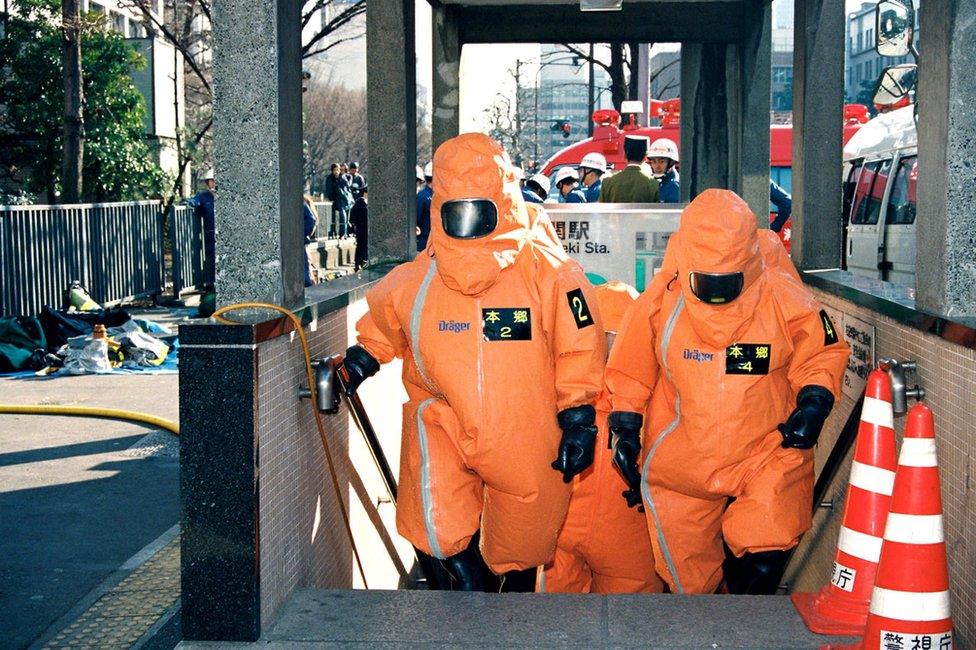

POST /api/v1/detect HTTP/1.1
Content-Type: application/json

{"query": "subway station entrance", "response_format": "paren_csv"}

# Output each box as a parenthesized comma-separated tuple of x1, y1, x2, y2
(178, 0, 976, 646)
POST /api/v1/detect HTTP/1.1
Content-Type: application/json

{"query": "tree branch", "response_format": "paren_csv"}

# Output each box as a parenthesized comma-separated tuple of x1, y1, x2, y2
(302, 32, 363, 59)
(301, 0, 365, 55)
(558, 43, 611, 74)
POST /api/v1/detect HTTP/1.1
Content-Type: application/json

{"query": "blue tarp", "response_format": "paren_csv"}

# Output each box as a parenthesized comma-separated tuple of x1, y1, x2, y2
(0, 339, 179, 379)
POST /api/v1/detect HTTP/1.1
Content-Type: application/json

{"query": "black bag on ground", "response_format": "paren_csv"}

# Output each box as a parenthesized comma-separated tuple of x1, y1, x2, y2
(38, 306, 131, 349)
(0, 316, 47, 372)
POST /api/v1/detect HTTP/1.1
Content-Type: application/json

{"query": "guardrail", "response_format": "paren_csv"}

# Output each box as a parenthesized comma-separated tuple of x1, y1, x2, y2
(0, 201, 200, 317)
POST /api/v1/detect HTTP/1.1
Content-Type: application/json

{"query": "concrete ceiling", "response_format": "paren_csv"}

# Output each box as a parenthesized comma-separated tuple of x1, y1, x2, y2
(445, 1, 751, 44)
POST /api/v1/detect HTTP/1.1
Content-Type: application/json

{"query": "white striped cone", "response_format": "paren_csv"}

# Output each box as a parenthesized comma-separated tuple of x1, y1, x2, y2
(793, 369, 897, 635)
(850, 402, 954, 649)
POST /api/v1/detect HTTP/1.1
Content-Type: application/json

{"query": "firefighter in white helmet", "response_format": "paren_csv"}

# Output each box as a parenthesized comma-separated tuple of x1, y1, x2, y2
(647, 138, 680, 203)
(524, 173, 550, 204)
(578, 152, 607, 203)
(555, 167, 587, 204)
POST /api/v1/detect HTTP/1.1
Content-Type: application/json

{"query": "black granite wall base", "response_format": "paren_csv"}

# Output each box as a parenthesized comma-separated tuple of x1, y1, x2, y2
(180, 341, 260, 641)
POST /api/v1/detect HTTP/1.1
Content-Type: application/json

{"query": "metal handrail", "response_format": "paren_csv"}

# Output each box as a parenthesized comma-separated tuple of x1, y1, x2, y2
(331, 358, 442, 588)
(812, 394, 866, 514)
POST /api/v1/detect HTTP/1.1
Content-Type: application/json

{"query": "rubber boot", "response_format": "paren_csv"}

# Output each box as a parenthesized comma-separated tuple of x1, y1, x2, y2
(437, 533, 490, 592)
(723, 549, 790, 595)
(498, 567, 538, 593)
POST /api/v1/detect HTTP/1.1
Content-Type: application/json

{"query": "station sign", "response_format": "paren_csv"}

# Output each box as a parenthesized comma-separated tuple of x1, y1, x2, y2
(544, 203, 683, 290)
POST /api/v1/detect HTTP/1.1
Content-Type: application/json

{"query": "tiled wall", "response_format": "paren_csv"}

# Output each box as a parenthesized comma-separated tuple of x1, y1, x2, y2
(786, 289, 976, 646)
(254, 299, 414, 630)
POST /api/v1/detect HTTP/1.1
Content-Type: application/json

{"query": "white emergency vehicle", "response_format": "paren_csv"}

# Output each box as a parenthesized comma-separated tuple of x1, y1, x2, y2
(842, 105, 917, 287)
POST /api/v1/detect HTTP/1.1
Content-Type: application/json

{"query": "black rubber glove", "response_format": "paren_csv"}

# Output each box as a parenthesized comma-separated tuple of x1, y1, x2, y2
(551, 405, 598, 483)
(778, 385, 835, 449)
(609, 411, 644, 510)
(342, 345, 380, 396)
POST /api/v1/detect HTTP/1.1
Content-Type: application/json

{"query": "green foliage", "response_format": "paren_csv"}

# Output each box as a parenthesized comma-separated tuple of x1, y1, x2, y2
(0, 2, 165, 202)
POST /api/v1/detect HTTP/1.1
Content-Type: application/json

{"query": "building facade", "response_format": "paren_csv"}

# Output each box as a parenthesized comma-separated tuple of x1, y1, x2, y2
(769, 0, 794, 120)
(649, 48, 680, 102)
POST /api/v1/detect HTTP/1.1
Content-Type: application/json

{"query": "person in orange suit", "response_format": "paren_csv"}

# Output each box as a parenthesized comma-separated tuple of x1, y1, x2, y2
(539, 281, 663, 594)
(604, 189, 849, 595)
(342, 133, 607, 592)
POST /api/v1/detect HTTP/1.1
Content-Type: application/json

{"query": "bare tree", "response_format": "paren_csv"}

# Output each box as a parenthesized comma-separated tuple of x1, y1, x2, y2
(119, 0, 368, 208)
(483, 90, 533, 166)
(61, 0, 84, 202)
(302, 0, 366, 59)
(303, 76, 366, 194)
(560, 43, 679, 113)
(416, 85, 432, 167)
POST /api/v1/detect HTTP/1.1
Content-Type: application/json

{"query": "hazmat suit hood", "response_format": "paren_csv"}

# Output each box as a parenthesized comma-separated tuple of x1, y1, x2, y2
(431, 133, 531, 296)
(672, 189, 764, 347)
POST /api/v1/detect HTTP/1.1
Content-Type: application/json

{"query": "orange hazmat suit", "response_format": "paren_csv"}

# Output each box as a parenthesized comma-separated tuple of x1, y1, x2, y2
(539, 281, 662, 594)
(604, 189, 849, 594)
(353, 134, 606, 573)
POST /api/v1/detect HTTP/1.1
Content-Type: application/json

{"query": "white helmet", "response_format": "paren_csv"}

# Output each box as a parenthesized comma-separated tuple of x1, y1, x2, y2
(555, 167, 579, 186)
(578, 152, 607, 174)
(647, 138, 679, 162)
(527, 173, 551, 196)
(202, 169, 215, 181)
(415, 165, 424, 181)
(423, 162, 433, 178)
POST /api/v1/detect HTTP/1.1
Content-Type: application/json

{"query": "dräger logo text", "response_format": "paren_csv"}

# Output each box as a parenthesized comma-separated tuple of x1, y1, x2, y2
(439, 320, 471, 333)
(682, 348, 714, 362)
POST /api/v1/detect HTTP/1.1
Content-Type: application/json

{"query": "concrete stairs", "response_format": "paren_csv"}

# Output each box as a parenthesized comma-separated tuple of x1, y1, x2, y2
(180, 589, 858, 648)
(307, 237, 357, 280)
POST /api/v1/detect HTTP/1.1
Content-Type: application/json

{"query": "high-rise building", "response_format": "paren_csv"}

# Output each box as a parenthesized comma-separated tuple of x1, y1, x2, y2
(649, 48, 680, 103)
(534, 45, 610, 164)
(769, 0, 794, 119)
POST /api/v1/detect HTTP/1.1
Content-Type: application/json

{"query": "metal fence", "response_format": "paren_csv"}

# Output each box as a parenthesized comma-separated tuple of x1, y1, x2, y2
(169, 203, 203, 297)
(0, 200, 200, 317)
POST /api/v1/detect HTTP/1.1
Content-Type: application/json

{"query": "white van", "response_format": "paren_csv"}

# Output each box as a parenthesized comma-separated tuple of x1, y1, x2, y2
(842, 105, 917, 287)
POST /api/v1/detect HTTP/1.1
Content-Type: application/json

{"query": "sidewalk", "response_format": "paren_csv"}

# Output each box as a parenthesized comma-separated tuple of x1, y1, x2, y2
(0, 306, 184, 649)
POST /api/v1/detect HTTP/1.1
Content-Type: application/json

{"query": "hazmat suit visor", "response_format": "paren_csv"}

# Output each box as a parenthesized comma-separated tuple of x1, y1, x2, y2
(441, 198, 498, 239)
(688, 271, 744, 304)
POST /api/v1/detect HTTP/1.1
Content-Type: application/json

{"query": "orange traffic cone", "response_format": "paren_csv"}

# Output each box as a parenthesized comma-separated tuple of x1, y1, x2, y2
(793, 369, 898, 635)
(836, 402, 955, 649)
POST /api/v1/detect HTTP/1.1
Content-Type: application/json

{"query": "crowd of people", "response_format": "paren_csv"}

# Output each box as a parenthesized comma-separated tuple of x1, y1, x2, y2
(187, 139, 787, 291)
(324, 162, 367, 239)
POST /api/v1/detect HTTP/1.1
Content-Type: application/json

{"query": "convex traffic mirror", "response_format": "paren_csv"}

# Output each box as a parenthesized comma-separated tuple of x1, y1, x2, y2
(873, 64, 917, 108)
(876, 0, 915, 57)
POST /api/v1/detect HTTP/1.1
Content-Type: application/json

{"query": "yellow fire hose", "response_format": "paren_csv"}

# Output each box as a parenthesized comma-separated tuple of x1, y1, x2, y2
(212, 302, 369, 588)
(0, 404, 179, 435)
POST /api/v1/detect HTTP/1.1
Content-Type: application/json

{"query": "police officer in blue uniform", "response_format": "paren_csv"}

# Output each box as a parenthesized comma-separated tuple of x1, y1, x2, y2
(555, 167, 587, 203)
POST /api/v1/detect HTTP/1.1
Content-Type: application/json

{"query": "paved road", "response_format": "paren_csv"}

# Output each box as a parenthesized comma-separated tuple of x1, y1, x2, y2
(0, 340, 180, 647)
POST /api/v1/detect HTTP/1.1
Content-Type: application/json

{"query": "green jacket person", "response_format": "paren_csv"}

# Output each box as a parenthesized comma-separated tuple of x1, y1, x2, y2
(599, 135, 660, 203)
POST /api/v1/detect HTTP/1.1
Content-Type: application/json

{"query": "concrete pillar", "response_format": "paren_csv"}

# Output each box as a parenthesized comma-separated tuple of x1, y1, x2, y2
(212, 0, 303, 308)
(636, 43, 650, 127)
(679, 43, 730, 201)
(367, 0, 417, 262)
(679, 0, 769, 224)
(791, 0, 845, 271)
(916, 0, 976, 316)
(735, 0, 771, 225)
(431, 2, 460, 152)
